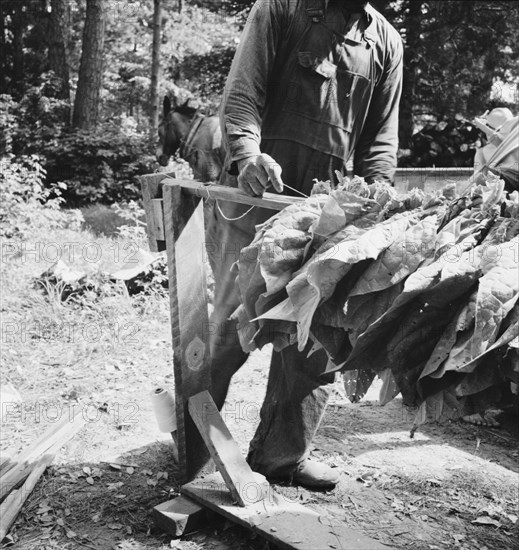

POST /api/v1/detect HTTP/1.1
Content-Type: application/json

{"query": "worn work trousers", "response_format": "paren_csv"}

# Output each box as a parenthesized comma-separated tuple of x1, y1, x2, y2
(206, 141, 346, 477)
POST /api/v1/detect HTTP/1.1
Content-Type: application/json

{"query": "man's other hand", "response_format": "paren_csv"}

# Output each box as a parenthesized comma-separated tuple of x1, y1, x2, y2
(237, 154, 284, 197)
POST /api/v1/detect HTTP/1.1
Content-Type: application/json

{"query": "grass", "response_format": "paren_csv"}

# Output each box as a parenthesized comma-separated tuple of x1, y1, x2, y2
(1, 201, 185, 548)
(0, 187, 263, 549)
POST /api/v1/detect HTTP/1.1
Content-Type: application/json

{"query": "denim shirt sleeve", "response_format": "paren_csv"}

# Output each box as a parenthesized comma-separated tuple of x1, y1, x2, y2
(353, 31, 403, 184)
(220, 0, 285, 170)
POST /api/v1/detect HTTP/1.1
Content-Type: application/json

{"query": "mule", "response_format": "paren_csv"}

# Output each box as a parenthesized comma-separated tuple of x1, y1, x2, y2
(156, 96, 224, 182)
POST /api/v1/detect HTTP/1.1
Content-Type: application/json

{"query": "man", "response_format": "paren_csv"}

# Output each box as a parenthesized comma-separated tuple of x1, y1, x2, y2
(206, 0, 403, 489)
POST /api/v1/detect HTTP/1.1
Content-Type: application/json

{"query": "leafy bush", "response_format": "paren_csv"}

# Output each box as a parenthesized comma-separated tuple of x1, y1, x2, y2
(175, 45, 236, 108)
(399, 118, 486, 168)
(0, 155, 83, 238)
(2, 75, 156, 207)
(41, 128, 156, 206)
(6, 74, 70, 157)
(0, 94, 19, 155)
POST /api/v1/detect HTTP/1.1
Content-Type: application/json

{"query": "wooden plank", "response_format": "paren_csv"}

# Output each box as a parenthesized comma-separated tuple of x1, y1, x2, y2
(162, 181, 212, 482)
(162, 172, 474, 211)
(188, 391, 268, 506)
(0, 456, 54, 541)
(160, 178, 305, 211)
(0, 414, 85, 540)
(138, 173, 174, 252)
(152, 198, 165, 241)
(394, 167, 473, 194)
(182, 473, 390, 550)
(0, 408, 85, 500)
(0, 453, 14, 477)
(153, 495, 206, 536)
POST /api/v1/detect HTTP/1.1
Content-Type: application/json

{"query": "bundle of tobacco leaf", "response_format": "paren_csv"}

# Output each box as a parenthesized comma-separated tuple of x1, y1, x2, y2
(233, 174, 519, 429)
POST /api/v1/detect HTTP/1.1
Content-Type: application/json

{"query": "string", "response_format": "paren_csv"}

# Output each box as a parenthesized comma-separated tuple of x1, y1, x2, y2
(280, 182, 309, 198)
(216, 200, 256, 221)
(207, 181, 309, 222)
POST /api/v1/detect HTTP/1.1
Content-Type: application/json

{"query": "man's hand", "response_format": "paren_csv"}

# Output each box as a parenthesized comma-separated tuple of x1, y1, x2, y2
(237, 154, 284, 197)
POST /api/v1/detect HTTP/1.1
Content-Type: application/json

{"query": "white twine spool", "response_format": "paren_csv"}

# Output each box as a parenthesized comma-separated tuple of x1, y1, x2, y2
(150, 388, 177, 432)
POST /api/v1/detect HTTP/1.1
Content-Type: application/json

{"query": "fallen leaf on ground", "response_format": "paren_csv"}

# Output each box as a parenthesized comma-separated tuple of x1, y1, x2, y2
(36, 505, 52, 515)
(472, 516, 502, 527)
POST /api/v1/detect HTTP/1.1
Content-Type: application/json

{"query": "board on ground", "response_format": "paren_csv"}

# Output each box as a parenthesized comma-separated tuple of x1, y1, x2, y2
(182, 472, 390, 550)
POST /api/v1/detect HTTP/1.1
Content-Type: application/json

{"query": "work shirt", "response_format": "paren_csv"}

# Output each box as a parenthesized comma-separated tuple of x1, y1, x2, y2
(221, 0, 403, 184)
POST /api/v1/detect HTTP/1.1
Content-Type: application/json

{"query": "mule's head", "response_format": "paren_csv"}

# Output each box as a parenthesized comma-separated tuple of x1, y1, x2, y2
(156, 96, 198, 166)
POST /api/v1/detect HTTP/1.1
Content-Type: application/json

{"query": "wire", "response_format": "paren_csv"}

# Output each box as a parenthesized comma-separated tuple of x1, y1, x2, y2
(216, 201, 256, 221)
(209, 181, 309, 222)
(281, 183, 309, 198)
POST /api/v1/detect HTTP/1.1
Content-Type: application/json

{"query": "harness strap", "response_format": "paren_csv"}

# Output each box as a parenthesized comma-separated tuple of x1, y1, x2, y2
(179, 113, 205, 159)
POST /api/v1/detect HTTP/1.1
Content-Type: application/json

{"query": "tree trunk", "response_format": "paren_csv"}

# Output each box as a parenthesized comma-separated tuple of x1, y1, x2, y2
(72, 0, 107, 130)
(399, 0, 423, 148)
(48, 0, 70, 101)
(178, 0, 183, 14)
(11, 2, 25, 94)
(149, 0, 162, 140)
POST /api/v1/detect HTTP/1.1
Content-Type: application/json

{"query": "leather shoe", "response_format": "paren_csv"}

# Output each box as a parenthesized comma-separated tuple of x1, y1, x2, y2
(292, 459, 340, 490)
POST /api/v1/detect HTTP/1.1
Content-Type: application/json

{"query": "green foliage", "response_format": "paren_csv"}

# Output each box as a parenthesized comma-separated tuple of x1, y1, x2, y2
(2, 71, 155, 206)
(40, 127, 156, 206)
(7, 73, 70, 156)
(176, 45, 236, 107)
(379, 1, 519, 126)
(0, 94, 18, 155)
(400, 118, 486, 167)
(0, 155, 83, 239)
(111, 200, 148, 246)
(162, 5, 240, 110)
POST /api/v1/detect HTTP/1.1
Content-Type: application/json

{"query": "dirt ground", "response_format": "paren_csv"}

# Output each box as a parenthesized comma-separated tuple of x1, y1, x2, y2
(1, 219, 518, 550)
(2, 343, 518, 550)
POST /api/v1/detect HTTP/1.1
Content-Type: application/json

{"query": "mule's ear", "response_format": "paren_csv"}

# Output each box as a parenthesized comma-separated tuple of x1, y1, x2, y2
(163, 96, 172, 115)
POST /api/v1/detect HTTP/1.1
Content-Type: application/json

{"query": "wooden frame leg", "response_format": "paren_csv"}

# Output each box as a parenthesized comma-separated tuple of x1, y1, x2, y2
(163, 182, 212, 482)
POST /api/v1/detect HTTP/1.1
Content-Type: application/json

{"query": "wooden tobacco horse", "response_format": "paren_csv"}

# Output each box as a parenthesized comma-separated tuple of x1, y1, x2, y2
(156, 96, 224, 182)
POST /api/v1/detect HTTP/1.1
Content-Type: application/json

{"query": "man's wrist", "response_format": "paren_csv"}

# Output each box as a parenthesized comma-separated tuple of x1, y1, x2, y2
(237, 155, 259, 173)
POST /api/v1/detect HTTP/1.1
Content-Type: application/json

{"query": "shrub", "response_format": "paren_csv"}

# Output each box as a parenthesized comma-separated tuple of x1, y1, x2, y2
(399, 118, 486, 168)
(40, 128, 156, 206)
(0, 94, 19, 155)
(2, 75, 156, 207)
(0, 155, 83, 238)
(174, 45, 236, 109)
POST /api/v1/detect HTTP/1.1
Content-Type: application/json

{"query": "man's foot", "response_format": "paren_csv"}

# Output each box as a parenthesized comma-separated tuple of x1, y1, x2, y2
(291, 459, 340, 490)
